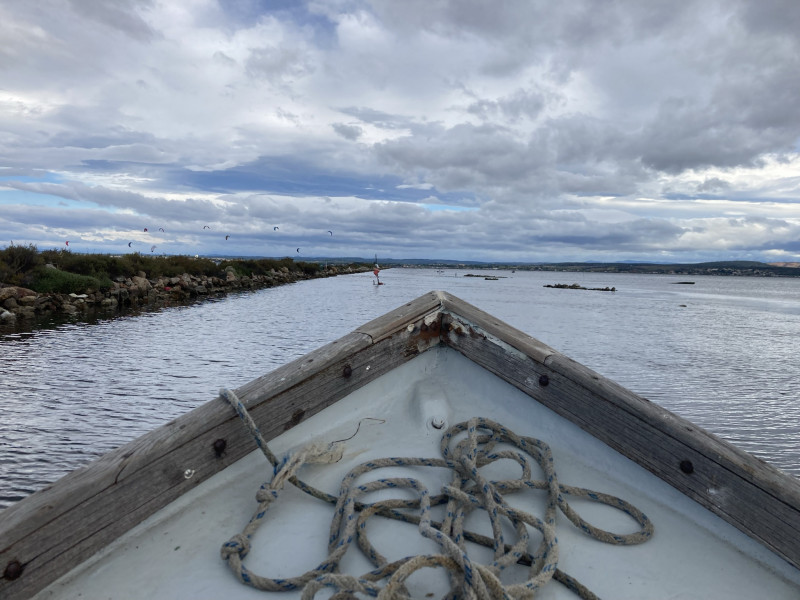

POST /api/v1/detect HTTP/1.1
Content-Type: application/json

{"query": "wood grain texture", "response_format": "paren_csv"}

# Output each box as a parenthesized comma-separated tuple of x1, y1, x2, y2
(0, 300, 443, 600)
(438, 301, 800, 572)
(3, 289, 799, 599)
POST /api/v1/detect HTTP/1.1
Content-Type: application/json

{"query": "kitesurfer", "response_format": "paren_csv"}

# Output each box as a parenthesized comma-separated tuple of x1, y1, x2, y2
(373, 257, 382, 285)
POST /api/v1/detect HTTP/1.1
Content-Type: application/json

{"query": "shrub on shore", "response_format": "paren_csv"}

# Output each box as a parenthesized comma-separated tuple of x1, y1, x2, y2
(0, 244, 43, 286)
(2, 246, 342, 295)
(29, 267, 108, 294)
(220, 256, 320, 277)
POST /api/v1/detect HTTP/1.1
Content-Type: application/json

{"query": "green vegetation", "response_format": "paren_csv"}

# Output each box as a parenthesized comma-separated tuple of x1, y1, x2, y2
(0, 244, 42, 285)
(28, 268, 108, 294)
(0, 245, 337, 294)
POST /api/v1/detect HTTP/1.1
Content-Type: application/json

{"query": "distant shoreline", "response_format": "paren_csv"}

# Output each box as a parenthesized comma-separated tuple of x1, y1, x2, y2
(391, 260, 800, 277)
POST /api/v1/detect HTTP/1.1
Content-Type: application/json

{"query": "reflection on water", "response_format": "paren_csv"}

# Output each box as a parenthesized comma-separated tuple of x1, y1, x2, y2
(1, 270, 799, 509)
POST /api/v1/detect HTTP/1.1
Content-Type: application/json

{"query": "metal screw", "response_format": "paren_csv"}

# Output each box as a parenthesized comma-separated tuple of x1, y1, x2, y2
(431, 417, 446, 429)
(538, 374, 549, 387)
(680, 460, 694, 474)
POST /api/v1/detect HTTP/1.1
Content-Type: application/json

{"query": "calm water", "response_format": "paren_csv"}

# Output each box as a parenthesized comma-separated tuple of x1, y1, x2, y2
(1, 269, 799, 509)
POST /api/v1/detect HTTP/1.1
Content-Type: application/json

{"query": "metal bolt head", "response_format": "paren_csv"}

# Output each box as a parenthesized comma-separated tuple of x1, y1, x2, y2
(431, 416, 446, 429)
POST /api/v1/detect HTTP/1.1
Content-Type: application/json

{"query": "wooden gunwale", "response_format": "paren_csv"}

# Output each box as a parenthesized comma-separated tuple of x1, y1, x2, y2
(437, 291, 800, 572)
(1, 289, 799, 599)
(0, 292, 443, 600)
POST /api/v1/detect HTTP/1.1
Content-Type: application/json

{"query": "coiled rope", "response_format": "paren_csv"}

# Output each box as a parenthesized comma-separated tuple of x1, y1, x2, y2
(219, 388, 653, 600)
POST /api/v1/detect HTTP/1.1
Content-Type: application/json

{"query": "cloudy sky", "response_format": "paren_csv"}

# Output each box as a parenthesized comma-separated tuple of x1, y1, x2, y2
(2, 0, 800, 263)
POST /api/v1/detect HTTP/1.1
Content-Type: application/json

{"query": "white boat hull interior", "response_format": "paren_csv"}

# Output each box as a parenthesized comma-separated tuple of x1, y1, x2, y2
(33, 346, 800, 599)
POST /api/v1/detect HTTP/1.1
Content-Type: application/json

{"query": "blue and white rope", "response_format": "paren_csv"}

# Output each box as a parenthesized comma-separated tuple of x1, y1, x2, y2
(219, 388, 653, 600)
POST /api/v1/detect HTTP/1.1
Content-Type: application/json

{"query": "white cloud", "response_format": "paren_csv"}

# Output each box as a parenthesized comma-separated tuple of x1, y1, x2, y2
(2, 0, 800, 263)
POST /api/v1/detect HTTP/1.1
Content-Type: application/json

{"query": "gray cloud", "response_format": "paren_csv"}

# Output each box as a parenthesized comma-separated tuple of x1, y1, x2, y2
(331, 123, 363, 140)
(1, 0, 800, 263)
(67, 0, 156, 41)
(466, 88, 548, 123)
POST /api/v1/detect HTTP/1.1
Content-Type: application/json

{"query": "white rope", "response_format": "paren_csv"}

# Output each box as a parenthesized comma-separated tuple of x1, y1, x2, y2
(219, 388, 653, 599)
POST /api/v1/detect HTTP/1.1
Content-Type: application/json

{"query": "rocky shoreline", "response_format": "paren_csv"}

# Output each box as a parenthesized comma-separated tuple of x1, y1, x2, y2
(1, 264, 370, 329)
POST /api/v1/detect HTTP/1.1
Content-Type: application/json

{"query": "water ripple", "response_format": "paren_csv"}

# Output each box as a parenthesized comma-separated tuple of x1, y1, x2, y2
(1, 271, 799, 511)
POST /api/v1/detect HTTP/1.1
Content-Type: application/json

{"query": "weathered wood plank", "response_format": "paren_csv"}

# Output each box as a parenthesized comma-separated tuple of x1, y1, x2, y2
(5, 287, 798, 600)
(354, 290, 444, 342)
(439, 308, 800, 571)
(0, 303, 443, 600)
(439, 291, 557, 364)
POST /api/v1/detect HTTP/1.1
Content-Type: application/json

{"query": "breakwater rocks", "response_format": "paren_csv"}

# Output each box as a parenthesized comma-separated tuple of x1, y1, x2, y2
(544, 283, 616, 292)
(0, 265, 370, 327)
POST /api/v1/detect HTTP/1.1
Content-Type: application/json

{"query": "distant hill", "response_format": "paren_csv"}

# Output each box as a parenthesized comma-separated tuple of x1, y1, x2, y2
(206, 255, 800, 277)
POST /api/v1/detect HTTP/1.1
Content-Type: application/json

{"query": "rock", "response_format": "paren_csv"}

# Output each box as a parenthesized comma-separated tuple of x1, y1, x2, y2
(1, 261, 350, 331)
(131, 276, 152, 292)
(0, 286, 36, 302)
(15, 306, 37, 319)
